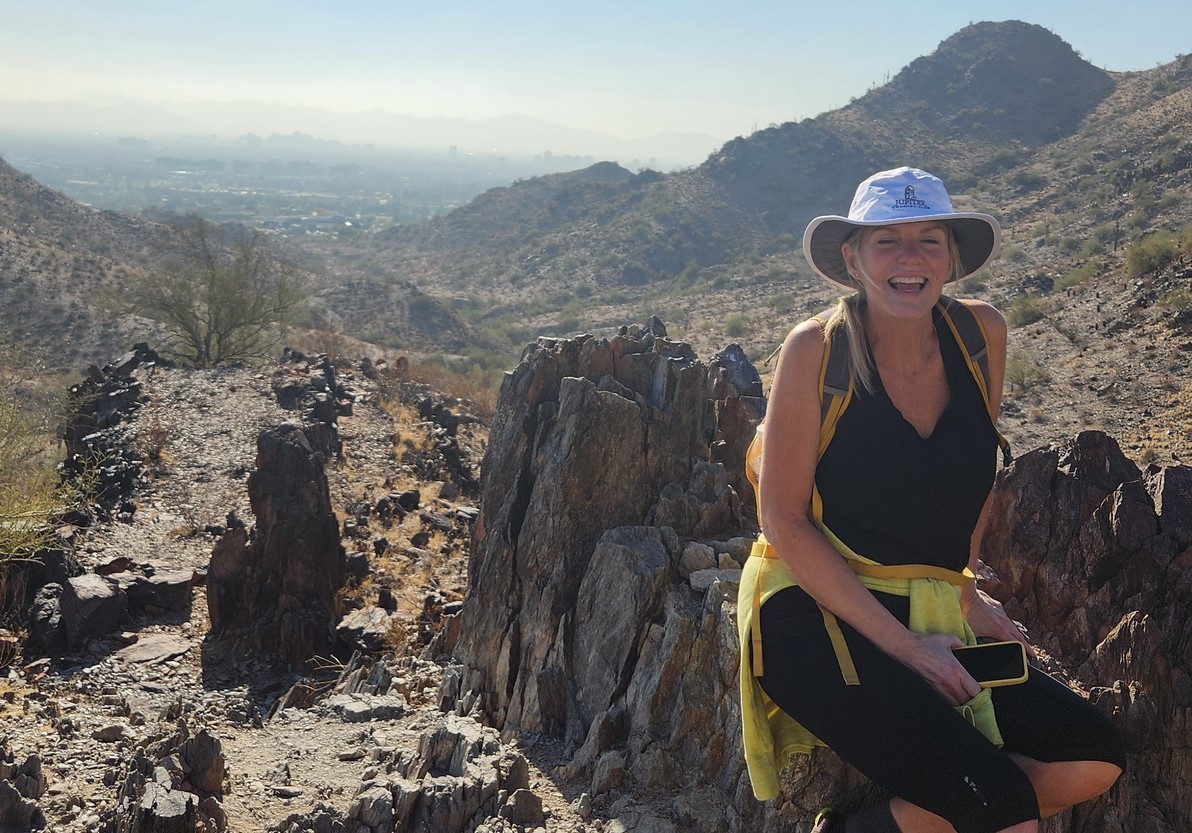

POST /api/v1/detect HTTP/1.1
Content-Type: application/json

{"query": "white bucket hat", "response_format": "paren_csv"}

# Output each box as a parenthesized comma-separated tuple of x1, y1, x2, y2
(802, 166, 1001, 289)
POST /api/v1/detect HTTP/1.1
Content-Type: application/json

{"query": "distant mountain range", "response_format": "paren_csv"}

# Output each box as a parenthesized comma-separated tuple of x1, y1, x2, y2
(0, 98, 723, 169)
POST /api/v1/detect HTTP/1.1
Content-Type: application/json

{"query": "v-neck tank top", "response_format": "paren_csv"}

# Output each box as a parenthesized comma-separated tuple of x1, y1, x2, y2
(815, 309, 999, 571)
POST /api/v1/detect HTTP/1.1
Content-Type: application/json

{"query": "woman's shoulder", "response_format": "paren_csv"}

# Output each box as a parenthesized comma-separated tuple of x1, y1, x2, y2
(948, 297, 1006, 340)
(779, 315, 831, 364)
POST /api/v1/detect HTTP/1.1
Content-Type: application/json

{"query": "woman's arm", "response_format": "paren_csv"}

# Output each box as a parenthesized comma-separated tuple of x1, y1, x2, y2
(956, 300, 1034, 650)
(759, 319, 980, 705)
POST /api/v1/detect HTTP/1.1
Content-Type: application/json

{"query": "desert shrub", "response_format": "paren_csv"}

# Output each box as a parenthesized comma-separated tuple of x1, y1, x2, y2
(1160, 287, 1192, 313)
(769, 292, 796, 313)
(1125, 230, 1178, 278)
(1001, 244, 1027, 262)
(1004, 350, 1048, 391)
(724, 313, 749, 337)
(1007, 295, 1046, 328)
(129, 215, 307, 367)
(0, 367, 63, 568)
(1056, 258, 1101, 291)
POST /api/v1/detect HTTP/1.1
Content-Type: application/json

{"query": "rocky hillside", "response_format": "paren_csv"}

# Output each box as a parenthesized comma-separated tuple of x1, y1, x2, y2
(0, 160, 478, 374)
(3, 324, 1188, 832)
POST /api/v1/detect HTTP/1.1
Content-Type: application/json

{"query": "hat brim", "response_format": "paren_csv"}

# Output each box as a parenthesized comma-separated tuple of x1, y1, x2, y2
(803, 213, 1001, 289)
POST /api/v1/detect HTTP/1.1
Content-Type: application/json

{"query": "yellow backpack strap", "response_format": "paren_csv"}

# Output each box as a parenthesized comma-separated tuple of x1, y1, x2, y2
(936, 297, 1012, 466)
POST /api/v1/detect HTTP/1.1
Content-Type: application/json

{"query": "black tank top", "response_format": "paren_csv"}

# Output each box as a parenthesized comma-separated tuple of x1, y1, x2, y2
(815, 309, 998, 571)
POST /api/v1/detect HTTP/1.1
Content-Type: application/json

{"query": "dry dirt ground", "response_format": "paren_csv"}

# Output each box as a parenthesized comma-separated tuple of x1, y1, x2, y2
(0, 360, 596, 832)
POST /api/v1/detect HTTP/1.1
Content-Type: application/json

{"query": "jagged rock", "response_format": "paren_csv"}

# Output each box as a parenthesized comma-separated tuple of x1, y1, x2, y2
(498, 788, 544, 826)
(26, 582, 65, 654)
(0, 746, 46, 800)
(980, 431, 1192, 831)
(451, 325, 759, 740)
(113, 727, 227, 833)
(60, 343, 164, 521)
(61, 572, 128, 649)
(207, 424, 347, 668)
(0, 779, 46, 830)
(349, 714, 530, 833)
(272, 351, 346, 459)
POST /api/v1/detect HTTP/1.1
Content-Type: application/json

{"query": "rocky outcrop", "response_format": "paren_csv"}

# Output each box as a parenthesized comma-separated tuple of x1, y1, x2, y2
(272, 349, 353, 460)
(446, 321, 765, 825)
(347, 714, 532, 833)
(60, 342, 167, 524)
(207, 424, 347, 668)
(112, 724, 227, 833)
(980, 431, 1192, 832)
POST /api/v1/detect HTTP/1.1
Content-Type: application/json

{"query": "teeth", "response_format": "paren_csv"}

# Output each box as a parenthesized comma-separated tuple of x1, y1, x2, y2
(890, 277, 925, 286)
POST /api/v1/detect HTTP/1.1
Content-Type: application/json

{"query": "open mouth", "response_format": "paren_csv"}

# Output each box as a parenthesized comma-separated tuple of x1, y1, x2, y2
(889, 276, 927, 291)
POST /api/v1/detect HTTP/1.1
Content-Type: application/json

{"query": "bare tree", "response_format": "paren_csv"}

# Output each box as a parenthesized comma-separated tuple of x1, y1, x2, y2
(134, 216, 307, 367)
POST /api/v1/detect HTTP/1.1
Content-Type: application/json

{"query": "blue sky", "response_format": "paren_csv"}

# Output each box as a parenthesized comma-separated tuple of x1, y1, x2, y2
(2, 0, 1189, 141)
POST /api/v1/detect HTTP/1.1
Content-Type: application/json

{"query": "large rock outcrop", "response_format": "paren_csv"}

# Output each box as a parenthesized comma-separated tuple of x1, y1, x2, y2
(207, 424, 347, 667)
(446, 319, 1191, 831)
(447, 321, 765, 825)
(981, 431, 1192, 832)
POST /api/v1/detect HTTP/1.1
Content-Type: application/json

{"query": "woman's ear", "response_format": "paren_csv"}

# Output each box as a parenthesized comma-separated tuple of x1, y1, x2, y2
(841, 242, 858, 280)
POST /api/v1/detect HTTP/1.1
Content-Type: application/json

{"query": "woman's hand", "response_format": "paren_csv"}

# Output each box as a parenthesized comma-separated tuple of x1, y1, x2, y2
(902, 632, 982, 706)
(962, 586, 1037, 658)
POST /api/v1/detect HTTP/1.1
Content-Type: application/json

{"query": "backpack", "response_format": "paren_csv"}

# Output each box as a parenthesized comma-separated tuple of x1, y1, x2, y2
(744, 295, 1012, 509)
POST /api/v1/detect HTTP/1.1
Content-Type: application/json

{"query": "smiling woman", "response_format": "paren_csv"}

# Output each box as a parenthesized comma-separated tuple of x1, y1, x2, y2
(736, 167, 1125, 833)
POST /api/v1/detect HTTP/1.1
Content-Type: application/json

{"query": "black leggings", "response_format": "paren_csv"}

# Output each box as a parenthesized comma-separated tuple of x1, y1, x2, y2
(757, 586, 1126, 833)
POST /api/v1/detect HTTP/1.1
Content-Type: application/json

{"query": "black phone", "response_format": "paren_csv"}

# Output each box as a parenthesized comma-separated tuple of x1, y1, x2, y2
(952, 641, 1028, 687)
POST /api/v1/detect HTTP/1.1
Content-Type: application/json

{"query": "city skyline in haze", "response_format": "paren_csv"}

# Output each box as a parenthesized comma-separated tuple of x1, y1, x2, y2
(2, 1, 1190, 164)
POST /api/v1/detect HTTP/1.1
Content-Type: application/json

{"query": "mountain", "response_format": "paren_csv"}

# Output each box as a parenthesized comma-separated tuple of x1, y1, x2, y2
(0, 159, 476, 372)
(0, 98, 720, 168)
(357, 21, 1130, 297)
(340, 19, 1192, 463)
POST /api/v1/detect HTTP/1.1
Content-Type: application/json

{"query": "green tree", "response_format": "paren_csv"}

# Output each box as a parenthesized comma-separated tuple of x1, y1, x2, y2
(134, 216, 307, 366)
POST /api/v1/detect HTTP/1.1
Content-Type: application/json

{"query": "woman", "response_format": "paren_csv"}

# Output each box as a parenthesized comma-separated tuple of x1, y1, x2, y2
(737, 168, 1124, 833)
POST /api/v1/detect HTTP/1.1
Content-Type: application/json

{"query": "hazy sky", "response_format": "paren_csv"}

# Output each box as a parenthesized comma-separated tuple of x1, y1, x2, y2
(2, 0, 1190, 141)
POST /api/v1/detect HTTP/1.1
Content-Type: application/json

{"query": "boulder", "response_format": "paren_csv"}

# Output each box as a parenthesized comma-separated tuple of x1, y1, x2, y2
(207, 424, 347, 668)
(61, 573, 127, 649)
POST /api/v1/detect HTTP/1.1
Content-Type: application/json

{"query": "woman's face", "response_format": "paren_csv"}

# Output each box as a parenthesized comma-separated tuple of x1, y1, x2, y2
(842, 221, 955, 318)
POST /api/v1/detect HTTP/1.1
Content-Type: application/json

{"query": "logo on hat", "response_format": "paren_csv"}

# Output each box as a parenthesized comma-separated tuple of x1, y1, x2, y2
(892, 185, 931, 211)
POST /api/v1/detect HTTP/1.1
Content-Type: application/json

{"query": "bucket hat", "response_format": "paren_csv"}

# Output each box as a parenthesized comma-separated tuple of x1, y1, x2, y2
(802, 167, 1001, 289)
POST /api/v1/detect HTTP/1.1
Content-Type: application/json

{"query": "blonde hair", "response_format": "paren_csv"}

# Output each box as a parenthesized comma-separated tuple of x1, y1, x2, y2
(830, 225, 964, 395)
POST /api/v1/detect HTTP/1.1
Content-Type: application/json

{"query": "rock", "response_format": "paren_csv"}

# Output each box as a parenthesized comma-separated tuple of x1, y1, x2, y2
(323, 693, 405, 723)
(679, 543, 717, 578)
(452, 326, 756, 734)
(0, 779, 46, 830)
(336, 606, 395, 654)
(981, 431, 1192, 829)
(26, 582, 65, 654)
(499, 788, 544, 826)
(591, 750, 626, 796)
(688, 568, 742, 593)
(207, 424, 347, 668)
(61, 573, 128, 649)
(108, 565, 194, 615)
